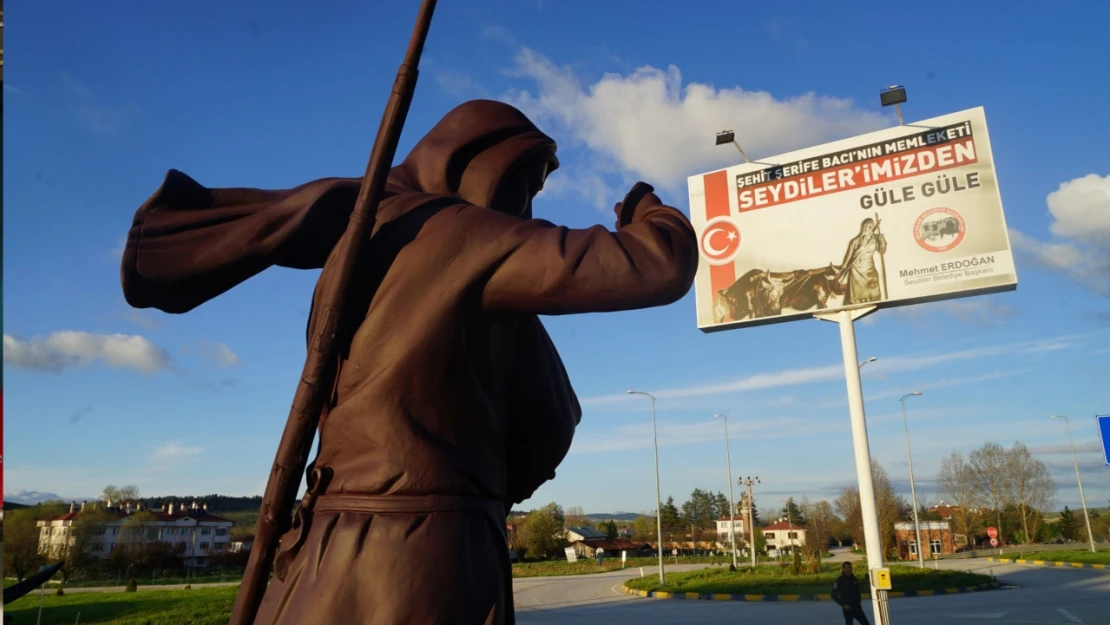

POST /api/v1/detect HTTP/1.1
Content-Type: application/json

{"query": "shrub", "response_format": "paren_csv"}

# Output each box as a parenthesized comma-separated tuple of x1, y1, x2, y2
(125, 578, 138, 592)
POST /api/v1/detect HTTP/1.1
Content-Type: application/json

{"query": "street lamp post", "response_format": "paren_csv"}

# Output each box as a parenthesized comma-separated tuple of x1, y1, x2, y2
(859, 357, 877, 370)
(715, 414, 739, 570)
(628, 390, 666, 583)
(1051, 415, 1097, 553)
(900, 391, 925, 567)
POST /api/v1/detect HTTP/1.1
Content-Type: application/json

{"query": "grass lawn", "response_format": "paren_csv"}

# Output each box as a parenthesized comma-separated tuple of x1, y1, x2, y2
(512, 555, 739, 577)
(4, 586, 238, 625)
(624, 564, 994, 596)
(1005, 550, 1110, 565)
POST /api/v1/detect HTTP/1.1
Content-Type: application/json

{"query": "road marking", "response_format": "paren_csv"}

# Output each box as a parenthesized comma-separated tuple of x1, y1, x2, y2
(1057, 608, 1084, 623)
(945, 613, 1006, 619)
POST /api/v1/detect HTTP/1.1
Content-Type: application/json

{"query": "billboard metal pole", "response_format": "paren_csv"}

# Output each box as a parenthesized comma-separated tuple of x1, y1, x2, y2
(815, 305, 888, 625)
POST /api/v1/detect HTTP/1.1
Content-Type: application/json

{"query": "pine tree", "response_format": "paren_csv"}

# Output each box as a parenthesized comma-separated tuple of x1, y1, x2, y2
(1057, 506, 1080, 541)
(781, 498, 807, 526)
(605, 520, 618, 540)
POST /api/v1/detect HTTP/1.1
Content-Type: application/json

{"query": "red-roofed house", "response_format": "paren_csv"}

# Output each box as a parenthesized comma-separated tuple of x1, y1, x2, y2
(37, 499, 234, 567)
(568, 538, 652, 559)
(761, 521, 806, 553)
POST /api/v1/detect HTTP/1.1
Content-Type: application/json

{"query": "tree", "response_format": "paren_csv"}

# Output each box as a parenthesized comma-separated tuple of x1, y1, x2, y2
(520, 503, 567, 560)
(780, 498, 807, 526)
(659, 497, 681, 533)
(938, 451, 985, 546)
(102, 484, 140, 503)
(632, 515, 657, 542)
(3, 508, 44, 581)
(604, 520, 618, 540)
(56, 507, 116, 582)
(802, 499, 836, 559)
(1007, 442, 1056, 544)
(834, 459, 906, 558)
(968, 443, 1013, 538)
(564, 506, 591, 529)
(680, 489, 718, 545)
(835, 486, 863, 548)
(1057, 507, 1080, 542)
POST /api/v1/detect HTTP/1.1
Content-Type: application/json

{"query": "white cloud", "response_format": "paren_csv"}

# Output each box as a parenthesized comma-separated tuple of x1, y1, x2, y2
(883, 298, 1015, 326)
(189, 340, 240, 367)
(569, 416, 840, 454)
(125, 310, 162, 331)
(148, 441, 204, 463)
(1028, 441, 1102, 456)
(582, 335, 1079, 407)
(1010, 173, 1110, 296)
(501, 47, 889, 207)
(3, 331, 173, 373)
(864, 369, 1032, 403)
(61, 72, 136, 136)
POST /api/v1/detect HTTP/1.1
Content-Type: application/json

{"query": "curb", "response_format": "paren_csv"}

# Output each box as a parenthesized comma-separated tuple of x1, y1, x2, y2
(619, 582, 999, 602)
(987, 557, 1107, 570)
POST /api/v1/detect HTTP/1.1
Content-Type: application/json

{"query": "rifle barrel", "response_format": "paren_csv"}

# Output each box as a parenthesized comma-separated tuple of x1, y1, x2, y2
(228, 2, 438, 623)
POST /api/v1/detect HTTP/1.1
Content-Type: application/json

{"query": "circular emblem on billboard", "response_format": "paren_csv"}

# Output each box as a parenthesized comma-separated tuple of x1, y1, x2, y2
(699, 217, 741, 265)
(914, 207, 966, 253)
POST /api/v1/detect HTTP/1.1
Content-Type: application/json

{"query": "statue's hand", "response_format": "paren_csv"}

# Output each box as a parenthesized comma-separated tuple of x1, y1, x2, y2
(614, 182, 659, 228)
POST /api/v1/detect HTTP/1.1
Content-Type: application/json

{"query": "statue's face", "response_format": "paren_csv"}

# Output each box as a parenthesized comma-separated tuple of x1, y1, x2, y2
(492, 160, 550, 217)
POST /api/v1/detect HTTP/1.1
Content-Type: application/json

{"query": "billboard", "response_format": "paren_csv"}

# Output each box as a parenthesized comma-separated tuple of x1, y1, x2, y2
(689, 107, 1017, 332)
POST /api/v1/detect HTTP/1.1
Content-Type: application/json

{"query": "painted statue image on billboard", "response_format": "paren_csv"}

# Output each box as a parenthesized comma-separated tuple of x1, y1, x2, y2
(691, 107, 1017, 331)
(711, 215, 890, 323)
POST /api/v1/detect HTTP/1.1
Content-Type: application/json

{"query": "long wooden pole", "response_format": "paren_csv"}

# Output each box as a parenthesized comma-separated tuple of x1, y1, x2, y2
(228, 2, 438, 623)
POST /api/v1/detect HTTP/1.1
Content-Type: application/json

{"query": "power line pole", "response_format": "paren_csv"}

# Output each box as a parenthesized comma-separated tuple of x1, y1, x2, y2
(741, 476, 760, 568)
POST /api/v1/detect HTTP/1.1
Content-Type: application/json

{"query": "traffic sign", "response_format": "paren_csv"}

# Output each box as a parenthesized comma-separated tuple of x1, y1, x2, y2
(986, 527, 998, 539)
(989, 538, 999, 547)
(1097, 415, 1110, 466)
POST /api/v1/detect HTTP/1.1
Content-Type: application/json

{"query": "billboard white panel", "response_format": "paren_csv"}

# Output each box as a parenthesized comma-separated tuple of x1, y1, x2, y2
(689, 107, 1017, 332)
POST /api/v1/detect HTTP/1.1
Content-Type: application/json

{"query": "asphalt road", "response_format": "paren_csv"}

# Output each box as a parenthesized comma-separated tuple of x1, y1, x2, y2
(512, 558, 1110, 624)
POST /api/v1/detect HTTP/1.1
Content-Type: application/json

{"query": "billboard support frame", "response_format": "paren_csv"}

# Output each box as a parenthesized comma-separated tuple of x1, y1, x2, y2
(814, 304, 889, 625)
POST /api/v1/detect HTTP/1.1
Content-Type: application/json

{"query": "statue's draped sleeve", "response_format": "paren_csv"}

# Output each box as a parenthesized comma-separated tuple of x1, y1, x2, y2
(121, 170, 361, 314)
(478, 201, 699, 315)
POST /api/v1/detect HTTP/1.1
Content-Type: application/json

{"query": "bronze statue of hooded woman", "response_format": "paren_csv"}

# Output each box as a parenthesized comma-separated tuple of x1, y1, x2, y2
(120, 99, 698, 624)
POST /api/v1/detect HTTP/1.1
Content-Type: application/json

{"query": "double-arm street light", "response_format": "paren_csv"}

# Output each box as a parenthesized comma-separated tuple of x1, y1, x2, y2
(715, 414, 739, 570)
(900, 391, 925, 567)
(628, 390, 666, 583)
(1051, 415, 1097, 553)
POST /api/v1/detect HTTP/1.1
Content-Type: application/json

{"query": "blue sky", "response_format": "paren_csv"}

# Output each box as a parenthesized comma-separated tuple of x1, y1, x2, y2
(4, 0, 1109, 517)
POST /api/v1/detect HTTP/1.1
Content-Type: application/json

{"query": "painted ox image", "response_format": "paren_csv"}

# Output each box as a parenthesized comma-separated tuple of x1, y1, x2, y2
(713, 265, 847, 323)
(923, 216, 959, 241)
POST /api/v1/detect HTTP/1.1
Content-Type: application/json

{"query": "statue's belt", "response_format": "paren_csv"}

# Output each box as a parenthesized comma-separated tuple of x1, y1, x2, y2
(274, 467, 504, 581)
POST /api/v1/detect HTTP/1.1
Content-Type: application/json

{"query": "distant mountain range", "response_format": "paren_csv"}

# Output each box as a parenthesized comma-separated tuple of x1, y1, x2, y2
(4, 490, 64, 505)
(507, 510, 644, 521)
(584, 512, 642, 521)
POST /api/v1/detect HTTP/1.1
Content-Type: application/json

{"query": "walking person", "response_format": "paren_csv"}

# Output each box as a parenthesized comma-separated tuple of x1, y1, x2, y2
(832, 562, 872, 625)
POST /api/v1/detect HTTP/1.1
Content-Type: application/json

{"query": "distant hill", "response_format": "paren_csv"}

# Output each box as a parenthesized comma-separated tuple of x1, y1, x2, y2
(585, 512, 642, 522)
(3, 500, 30, 510)
(507, 510, 644, 521)
(4, 490, 63, 505)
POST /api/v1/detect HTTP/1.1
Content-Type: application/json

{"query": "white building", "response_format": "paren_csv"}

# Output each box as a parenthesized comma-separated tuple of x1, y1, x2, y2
(762, 521, 806, 553)
(37, 500, 234, 567)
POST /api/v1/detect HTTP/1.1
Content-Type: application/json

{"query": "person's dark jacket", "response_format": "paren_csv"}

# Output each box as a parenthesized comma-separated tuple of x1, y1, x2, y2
(832, 573, 863, 606)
